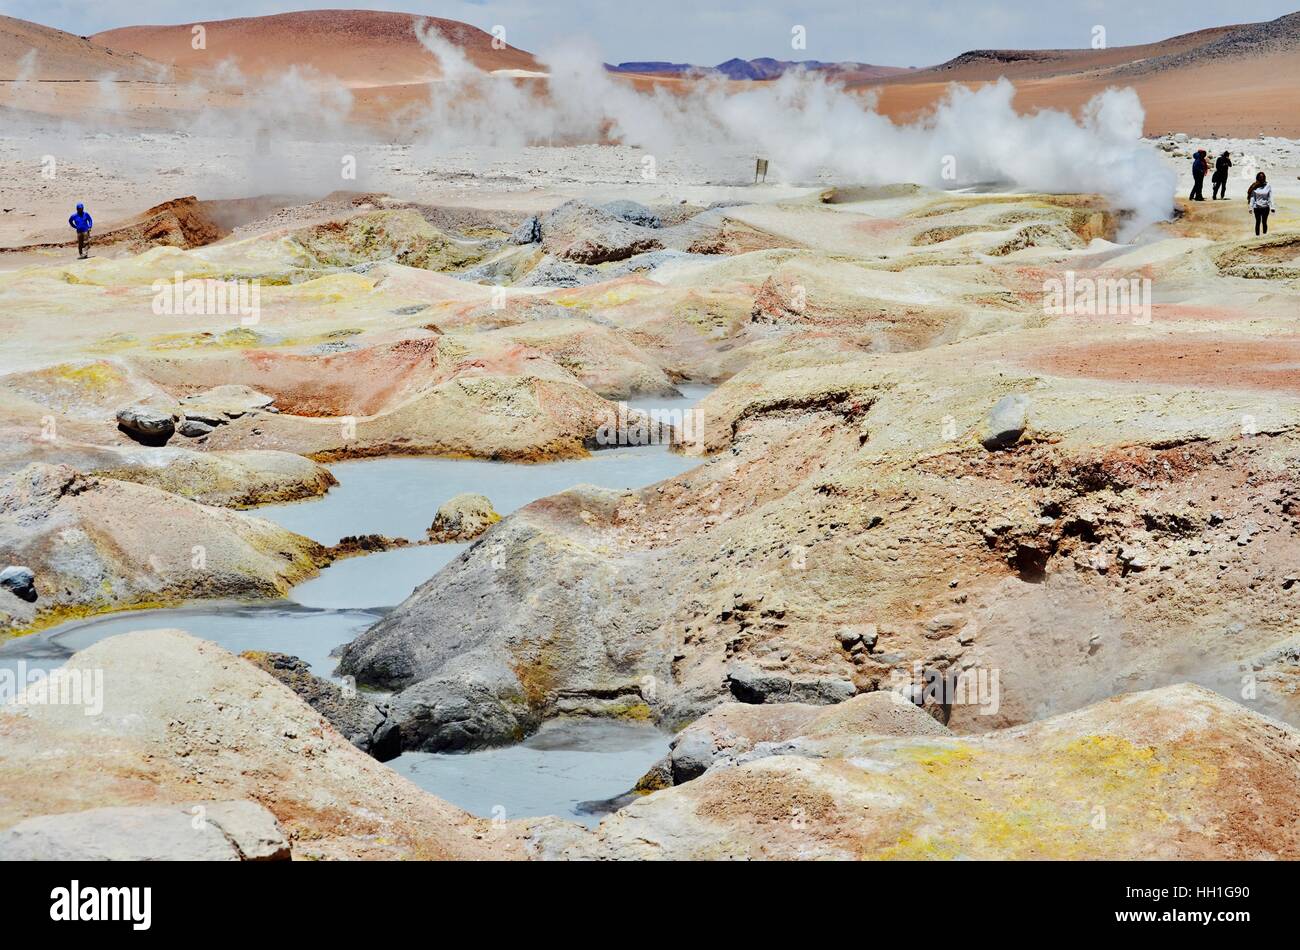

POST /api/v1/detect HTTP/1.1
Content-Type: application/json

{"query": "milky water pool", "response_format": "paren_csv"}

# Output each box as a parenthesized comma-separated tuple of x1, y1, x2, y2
(254, 385, 714, 546)
(0, 386, 710, 823)
(0, 602, 381, 678)
(390, 719, 669, 828)
(3, 388, 708, 668)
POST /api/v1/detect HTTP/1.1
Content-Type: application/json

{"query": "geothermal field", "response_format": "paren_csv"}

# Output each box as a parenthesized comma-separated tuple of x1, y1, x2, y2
(2, 6, 1300, 881)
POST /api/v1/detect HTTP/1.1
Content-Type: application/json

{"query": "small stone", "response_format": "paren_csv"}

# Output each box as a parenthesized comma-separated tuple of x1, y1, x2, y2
(1119, 545, 1150, 571)
(861, 624, 879, 651)
(178, 419, 215, 438)
(0, 565, 37, 603)
(981, 394, 1031, 451)
(115, 405, 175, 445)
(924, 613, 965, 639)
(509, 215, 542, 244)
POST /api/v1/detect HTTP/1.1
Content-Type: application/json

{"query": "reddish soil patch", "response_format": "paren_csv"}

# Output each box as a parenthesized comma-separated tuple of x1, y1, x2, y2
(852, 218, 910, 237)
(236, 338, 441, 416)
(1024, 338, 1300, 394)
(137, 337, 442, 416)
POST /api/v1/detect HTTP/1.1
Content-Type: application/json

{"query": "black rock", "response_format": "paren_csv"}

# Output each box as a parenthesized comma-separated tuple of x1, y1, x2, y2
(0, 565, 37, 603)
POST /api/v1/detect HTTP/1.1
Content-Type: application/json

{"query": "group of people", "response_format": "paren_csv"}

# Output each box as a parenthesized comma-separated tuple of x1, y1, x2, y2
(63, 145, 1282, 257)
(1190, 149, 1275, 235)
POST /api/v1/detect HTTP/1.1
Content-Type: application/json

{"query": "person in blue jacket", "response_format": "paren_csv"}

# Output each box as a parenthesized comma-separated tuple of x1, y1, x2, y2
(68, 203, 93, 259)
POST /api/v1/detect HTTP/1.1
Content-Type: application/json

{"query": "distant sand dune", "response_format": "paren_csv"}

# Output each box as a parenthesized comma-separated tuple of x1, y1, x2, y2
(854, 13, 1300, 136)
(0, 14, 175, 81)
(0, 9, 1296, 136)
(91, 10, 541, 87)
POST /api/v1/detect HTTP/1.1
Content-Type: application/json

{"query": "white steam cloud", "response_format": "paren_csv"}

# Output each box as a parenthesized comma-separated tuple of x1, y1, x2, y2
(1, 20, 1176, 236)
(409, 22, 1174, 234)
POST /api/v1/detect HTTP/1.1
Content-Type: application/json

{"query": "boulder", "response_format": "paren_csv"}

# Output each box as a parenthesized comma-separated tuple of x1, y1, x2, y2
(115, 405, 175, 445)
(981, 393, 1031, 450)
(516, 256, 602, 288)
(179, 384, 275, 425)
(509, 215, 541, 244)
(600, 199, 662, 228)
(385, 675, 536, 753)
(337, 485, 673, 751)
(539, 200, 663, 264)
(177, 419, 214, 438)
(0, 801, 289, 861)
(726, 662, 856, 705)
(428, 492, 502, 542)
(199, 800, 294, 861)
(0, 565, 36, 603)
(240, 651, 401, 761)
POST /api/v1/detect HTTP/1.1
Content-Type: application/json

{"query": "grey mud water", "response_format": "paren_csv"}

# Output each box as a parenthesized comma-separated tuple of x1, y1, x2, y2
(0, 388, 713, 824)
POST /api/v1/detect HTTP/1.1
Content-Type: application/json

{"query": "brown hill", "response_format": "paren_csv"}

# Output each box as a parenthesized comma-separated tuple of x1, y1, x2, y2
(0, 14, 174, 81)
(852, 13, 1300, 136)
(92, 9, 542, 87)
(923, 25, 1241, 81)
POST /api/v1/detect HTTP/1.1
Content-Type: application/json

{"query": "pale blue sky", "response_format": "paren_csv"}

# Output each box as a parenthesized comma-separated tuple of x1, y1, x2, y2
(3, 0, 1297, 67)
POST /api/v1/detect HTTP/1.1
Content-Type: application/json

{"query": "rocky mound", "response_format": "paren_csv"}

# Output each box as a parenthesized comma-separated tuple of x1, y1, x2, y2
(0, 463, 325, 636)
(335, 322, 1300, 749)
(488, 320, 680, 399)
(427, 492, 501, 543)
(291, 210, 494, 273)
(534, 685, 1300, 859)
(530, 201, 664, 265)
(0, 630, 520, 859)
(98, 196, 227, 252)
(9, 197, 229, 255)
(0, 431, 336, 508)
(0, 801, 290, 861)
(240, 651, 400, 761)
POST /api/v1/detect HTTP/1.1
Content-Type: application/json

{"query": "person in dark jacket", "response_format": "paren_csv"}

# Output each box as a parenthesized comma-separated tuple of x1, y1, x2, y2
(1212, 151, 1232, 200)
(1189, 150, 1208, 201)
(68, 203, 93, 259)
